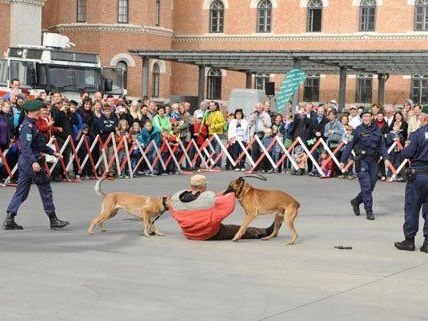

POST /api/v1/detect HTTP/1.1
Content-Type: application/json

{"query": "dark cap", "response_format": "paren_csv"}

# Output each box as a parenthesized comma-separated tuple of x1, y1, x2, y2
(24, 100, 43, 111)
(361, 108, 372, 116)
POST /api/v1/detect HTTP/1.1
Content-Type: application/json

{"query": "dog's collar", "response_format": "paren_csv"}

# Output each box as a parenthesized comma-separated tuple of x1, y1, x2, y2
(161, 197, 169, 214)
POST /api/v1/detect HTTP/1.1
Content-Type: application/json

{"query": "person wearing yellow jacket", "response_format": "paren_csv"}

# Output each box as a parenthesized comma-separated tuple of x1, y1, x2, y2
(205, 101, 225, 168)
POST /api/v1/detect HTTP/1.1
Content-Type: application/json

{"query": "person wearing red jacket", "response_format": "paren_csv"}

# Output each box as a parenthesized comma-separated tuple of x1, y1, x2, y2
(35, 105, 59, 140)
(190, 116, 208, 170)
(169, 175, 274, 240)
(160, 130, 179, 174)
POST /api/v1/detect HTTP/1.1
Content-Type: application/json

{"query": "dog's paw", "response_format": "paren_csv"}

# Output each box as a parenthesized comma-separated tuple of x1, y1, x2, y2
(140, 232, 151, 237)
(261, 236, 272, 241)
(232, 238, 239, 242)
(155, 232, 165, 237)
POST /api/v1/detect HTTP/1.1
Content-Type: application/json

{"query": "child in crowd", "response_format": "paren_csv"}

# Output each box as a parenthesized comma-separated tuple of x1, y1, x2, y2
(271, 124, 282, 173)
(191, 115, 208, 170)
(130, 122, 141, 134)
(115, 119, 130, 178)
(79, 124, 94, 179)
(290, 145, 305, 176)
(261, 128, 274, 173)
(160, 129, 179, 175)
(340, 125, 356, 179)
(225, 113, 235, 170)
(386, 122, 406, 180)
(319, 150, 335, 178)
(128, 132, 143, 177)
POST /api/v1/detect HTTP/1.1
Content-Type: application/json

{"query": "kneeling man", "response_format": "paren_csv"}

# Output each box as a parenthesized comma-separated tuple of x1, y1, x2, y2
(171, 175, 273, 240)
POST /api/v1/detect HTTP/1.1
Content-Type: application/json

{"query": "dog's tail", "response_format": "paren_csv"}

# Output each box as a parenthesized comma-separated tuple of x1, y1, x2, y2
(94, 176, 107, 198)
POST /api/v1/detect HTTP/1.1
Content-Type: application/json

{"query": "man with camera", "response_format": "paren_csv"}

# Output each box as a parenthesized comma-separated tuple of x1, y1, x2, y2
(248, 103, 271, 171)
(394, 105, 428, 253)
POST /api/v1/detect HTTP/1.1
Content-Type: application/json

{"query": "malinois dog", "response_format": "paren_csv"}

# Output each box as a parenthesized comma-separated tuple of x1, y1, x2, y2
(224, 176, 300, 244)
(87, 177, 169, 236)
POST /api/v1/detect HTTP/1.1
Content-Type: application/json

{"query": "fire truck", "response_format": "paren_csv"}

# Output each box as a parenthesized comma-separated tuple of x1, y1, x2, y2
(0, 33, 126, 99)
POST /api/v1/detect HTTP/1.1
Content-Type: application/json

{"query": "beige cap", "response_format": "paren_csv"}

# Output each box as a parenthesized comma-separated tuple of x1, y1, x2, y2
(190, 174, 207, 187)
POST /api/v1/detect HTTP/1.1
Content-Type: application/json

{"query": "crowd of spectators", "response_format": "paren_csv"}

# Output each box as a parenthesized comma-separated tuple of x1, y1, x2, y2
(0, 80, 423, 183)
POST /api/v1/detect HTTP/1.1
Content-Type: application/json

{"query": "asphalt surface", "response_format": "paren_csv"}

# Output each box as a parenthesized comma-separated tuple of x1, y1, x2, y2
(0, 173, 427, 321)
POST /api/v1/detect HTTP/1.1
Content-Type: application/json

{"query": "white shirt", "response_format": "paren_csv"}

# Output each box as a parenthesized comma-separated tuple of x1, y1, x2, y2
(385, 116, 394, 127)
(349, 115, 362, 129)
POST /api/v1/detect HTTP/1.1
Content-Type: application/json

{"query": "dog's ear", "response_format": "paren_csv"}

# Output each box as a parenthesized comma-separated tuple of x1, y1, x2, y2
(237, 176, 245, 183)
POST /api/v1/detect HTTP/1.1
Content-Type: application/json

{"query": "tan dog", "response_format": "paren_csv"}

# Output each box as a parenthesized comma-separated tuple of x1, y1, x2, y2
(87, 177, 169, 236)
(224, 176, 300, 244)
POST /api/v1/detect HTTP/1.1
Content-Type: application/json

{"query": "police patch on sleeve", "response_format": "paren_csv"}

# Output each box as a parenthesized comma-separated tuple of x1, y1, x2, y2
(26, 133, 32, 142)
(425, 133, 428, 140)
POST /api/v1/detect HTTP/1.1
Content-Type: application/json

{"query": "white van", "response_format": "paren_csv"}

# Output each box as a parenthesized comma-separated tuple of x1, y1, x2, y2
(228, 89, 267, 116)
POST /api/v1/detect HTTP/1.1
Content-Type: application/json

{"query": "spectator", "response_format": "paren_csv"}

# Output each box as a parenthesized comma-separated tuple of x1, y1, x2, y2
(348, 106, 362, 129)
(249, 102, 271, 171)
(93, 91, 103, 102)
(402, 99, 413, 122)
(311, 106, 328, 140)
(389, 111, 408, 141)
(138, 120, 161, 175)
(288, 107, 312, 142)
(260, 128, 274, 173)
(305, 103, 316, 120)
(115, 119, 130, 178)
(324, 110, 344, 149)
(140, 105, 151, 127)
(228, 109, 249, 171)
(194, 101, 208, 120)
(191, 115, 208, 170)
(371, 103, 380, 116)
(152, 106, 172, 133)
(129, 101, 143, 125)
(148, 101, 158, 119)
(408, 104, 422, 134)
(384, 105, 395, 127)
(205, 101, 225, 168)
(115, 103, 133, 126)
(319, 150, 335, 178)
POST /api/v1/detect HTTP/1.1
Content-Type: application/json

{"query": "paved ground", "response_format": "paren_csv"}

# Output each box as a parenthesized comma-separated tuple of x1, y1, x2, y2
(0, 173, 427, 321)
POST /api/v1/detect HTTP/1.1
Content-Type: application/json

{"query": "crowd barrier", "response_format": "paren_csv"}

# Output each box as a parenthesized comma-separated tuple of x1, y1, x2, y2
(0, 132, 409, 187)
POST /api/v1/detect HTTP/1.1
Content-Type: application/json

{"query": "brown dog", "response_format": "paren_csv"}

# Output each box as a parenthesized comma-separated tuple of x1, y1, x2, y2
(87, 177, 169, 236)
(224, 176, 300, 244)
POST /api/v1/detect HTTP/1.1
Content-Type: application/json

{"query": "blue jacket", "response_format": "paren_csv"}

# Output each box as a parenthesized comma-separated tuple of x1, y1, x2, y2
(401, 124, 428, 169)
(341, 123, 388, 162)
(19, 116, 55, 165)
(138, 125, 161, 148)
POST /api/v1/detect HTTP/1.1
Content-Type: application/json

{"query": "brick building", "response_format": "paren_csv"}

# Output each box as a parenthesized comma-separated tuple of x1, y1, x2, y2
(2, 0, 428, 105)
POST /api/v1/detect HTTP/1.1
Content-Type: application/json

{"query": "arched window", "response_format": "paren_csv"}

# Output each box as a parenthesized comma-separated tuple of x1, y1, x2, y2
(415, 0, 428, 31)
(152, 63, 160, 98)
(76, 0, 86, 22)
(359, 0, 376, 31)
(118, 0, 129, 23)
(117, 61, 128, 90)
(307, 0, 323, 32)
(207, 68, 222, 100)
(257, 0, 272, 33)
(209, 0, 224, 33)
(155, 0, 161, 26)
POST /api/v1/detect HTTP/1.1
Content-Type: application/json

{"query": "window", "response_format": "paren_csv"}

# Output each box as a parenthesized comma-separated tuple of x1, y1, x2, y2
(415, 0, 428, 31)
(209, 0, 224, 33)
(255, 74, 270, 90)
(355, 75, 373, 104)
(117, 61, 128, 90)
(152, 63, 160, 98)
(118, 0, 129, 23)
(257, 0, 272, 33)
(307, 0, 323, 32)
(359, 0, 376, 31)
(411, 76, 428, 104)
(0, 60, 8, 87)
(303, 75, 320, 102)
(155, 0, 161, 26)
(76, 0, 86, 22)
(207, 68, 222, 100)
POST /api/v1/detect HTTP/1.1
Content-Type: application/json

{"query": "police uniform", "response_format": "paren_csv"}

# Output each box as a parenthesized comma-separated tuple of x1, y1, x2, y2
(3, 100, 69, 230)
(341, 109, 389, 220)
(395, 106, 428, 253)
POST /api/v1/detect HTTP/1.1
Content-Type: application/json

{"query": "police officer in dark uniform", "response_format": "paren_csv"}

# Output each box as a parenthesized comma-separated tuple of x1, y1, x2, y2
(340, 108, 391, 220)
(394, 105, 428, 253)
(3, 100, 70, 230)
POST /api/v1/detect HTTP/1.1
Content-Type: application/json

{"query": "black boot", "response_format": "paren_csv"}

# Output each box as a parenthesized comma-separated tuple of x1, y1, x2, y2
(350, 199, 360, 216)
(3, 213, 23, 230)
(366, 211, 375, 220)
(421, 239, 428, 253)
(48, 213, 70, 230)
(394, 238, 415, 251)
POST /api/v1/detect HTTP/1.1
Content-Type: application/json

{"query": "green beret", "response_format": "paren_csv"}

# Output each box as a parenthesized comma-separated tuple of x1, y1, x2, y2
(422, 105, 428, 114)
(24, 100, 43, 111)
(361, 108, 372, 116)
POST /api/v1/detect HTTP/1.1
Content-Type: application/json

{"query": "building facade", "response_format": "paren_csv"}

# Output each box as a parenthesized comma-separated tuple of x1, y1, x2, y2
(2, 0, 428, 105)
